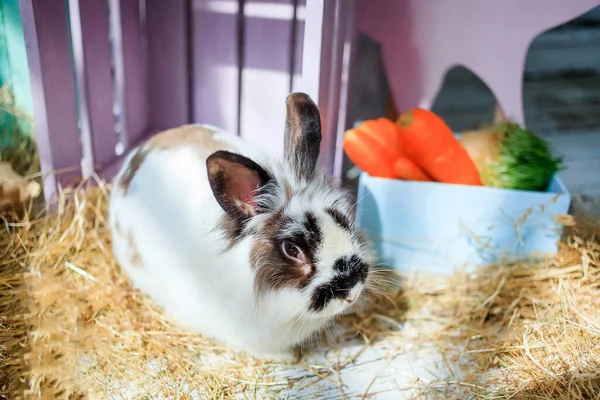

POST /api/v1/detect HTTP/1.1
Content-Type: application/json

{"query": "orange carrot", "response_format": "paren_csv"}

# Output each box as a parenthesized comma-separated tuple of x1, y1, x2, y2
(396, 108, 482, 186)
(393, 157, 432, 181)
(343, 127, 395, 178)
(343, 118, 402, 178)
(355, 118, 403, 160)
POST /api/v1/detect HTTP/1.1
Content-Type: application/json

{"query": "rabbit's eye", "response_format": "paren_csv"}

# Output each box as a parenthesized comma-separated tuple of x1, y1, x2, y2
(281, 241, 306, 264)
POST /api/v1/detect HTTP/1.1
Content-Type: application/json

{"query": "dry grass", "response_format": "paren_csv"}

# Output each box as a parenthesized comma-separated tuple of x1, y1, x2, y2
(0, 179, 599, 399)
(398, 231, 600, 399)
(1, 181, 289, 399)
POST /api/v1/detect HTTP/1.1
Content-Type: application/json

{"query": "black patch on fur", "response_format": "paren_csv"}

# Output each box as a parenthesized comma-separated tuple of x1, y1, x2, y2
(325, 208, 352, 232)
(284, 93, 322, 179)
(310, 255, 369, 312)
(274, 212, 322, 269)
(303, 212, 322, 252)
(332, 255, 369, 278)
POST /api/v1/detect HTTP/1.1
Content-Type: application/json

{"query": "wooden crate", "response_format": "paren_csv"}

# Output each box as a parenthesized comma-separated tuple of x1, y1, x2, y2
(19, 0, 600, 206)
(19, 0, 358, 203)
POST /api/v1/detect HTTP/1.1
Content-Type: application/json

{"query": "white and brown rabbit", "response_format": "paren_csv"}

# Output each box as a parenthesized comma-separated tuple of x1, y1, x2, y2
(109, 93, 374, 361)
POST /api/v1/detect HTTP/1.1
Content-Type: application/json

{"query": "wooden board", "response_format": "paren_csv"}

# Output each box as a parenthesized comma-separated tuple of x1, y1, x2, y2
(114, 0, 149, 149)
(69, 0, 117, 176)
(300, 0, 357, 177)
(146, 0, 191, 133)
(239, 0, 297, 158)
(192, 0, 241, 136)
(19, 0, 83, 201)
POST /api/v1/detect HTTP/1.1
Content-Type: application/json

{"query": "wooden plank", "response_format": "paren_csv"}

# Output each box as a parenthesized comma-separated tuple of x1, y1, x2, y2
(109, 0, 149, 154)
(146, 0, 191, 132)
(290, 0, 306, 92)
(67, 0, 97, 179)
(300, 0, 357, 177)
(332, 0, 358, 179)
(192, 0, 241, 135)
(19, 0, 83, 202)
(75, 0, 118, 172)
(120, 0, 148, 146)
(239, 0, 296, 158)
(559, 157, 600, 189)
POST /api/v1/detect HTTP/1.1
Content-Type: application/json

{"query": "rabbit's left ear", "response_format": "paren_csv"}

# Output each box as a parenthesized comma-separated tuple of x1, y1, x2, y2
(206, 150, 272, 221)
(283, 92, 322, 178)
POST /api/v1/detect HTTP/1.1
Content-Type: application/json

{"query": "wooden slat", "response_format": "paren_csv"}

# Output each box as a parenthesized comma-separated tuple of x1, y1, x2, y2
(298, 0, 326, 113)
(67, 0, 94, 179)
(239, 0, 297, 158)
(109, 0, 149, 153)
(120, 0, 148, 145)
(290, 0, 306, 92)
(331, 0, 357, 179)
(107, 0, 126, 154)
(76, 0, 118, 172)
(19, 0, 82, 202)
(300, 0, 357, 177)
(146, 0, 191, 132)
(192, 0, 241, 135)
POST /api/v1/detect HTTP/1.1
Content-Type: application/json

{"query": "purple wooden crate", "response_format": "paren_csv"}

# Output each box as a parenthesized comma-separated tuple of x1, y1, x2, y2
(19, 0, 357, 204)
(19, 0, 83, 199)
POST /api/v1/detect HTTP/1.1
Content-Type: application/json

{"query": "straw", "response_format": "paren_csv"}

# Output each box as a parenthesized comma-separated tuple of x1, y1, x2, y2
(1, 179, 599, 399)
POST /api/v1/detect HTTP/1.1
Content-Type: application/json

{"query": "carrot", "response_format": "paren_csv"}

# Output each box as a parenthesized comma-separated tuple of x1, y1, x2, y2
(396, 108, 482, 186)
(343, 128, 395, 178)
(343, 118, 402, 178)
(355, 118, 403, 160)
(393, 157, 432, 181)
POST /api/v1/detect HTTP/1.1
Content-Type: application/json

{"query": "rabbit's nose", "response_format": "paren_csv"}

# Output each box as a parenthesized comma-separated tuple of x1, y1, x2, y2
(343, 284, 364, 304)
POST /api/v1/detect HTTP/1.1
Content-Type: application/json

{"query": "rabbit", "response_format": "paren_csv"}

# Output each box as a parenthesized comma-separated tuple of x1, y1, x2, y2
(108, 92, 374, 361)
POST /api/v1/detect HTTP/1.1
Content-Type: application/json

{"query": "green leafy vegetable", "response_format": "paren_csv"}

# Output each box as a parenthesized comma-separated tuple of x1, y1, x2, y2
(481, 122, 564, 191)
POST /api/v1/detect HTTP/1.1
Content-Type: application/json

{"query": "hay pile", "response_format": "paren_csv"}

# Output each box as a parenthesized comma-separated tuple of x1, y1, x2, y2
(394, 232, 600, 398)
(1, 179, 599, 399)
(1, 181, 286, 399)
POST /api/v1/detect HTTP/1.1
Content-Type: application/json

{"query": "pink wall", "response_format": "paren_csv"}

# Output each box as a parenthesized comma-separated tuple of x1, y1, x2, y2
(357, 0, 600, 125)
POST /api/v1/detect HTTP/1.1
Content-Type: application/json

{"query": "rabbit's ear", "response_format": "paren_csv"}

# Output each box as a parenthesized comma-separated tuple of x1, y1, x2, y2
(206, 150, 272, 221)
(284, 92, 322, 178)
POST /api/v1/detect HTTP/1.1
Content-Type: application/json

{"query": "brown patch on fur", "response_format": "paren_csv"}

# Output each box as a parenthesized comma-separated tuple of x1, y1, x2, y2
(282, 181, 294, 202)
(127, 233, 142, 268)
(147, 124, 235, 155)
(119, 148, 148, 194)
(118, 125, 236, 195)
(221, 215, 243, 250)
(250, 212, 314, 295)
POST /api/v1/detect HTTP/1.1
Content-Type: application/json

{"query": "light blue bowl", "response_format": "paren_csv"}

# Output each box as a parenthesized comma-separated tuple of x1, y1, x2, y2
(355, 172, 571, 274)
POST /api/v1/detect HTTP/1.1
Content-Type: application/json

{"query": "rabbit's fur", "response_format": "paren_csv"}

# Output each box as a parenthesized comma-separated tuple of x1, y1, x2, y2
(109, 93, 373, 360)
